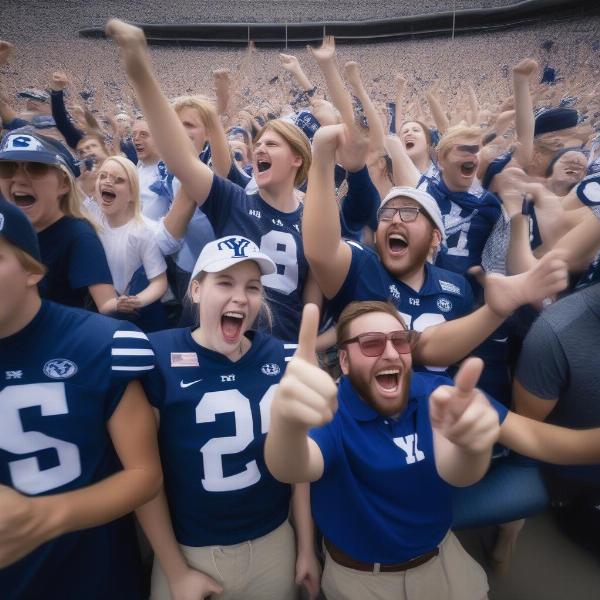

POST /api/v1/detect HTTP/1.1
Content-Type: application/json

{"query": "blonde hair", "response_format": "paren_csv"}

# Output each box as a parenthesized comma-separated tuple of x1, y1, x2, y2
(436, 124, 482, 160)
(58, 166, 100, 230)
(254, 119, 312, 187)
(98, 156, 143, 222)
(172, 95, 215, 129)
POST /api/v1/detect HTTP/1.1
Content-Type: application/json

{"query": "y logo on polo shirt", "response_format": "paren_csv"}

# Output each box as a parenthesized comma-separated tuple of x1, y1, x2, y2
(393, 434, 425, 464)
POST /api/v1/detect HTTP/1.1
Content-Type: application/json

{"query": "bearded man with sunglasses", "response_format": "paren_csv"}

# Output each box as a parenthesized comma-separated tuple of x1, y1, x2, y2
(266, 302, 600, 600)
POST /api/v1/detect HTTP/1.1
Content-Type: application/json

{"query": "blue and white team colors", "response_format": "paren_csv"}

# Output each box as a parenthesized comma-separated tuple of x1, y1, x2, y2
(143, 328, 296, 547)
(201, 174, 308, 340)
(0, 301, 155, 600)
(330, 242, 474, 372)
(419, 175, 502, 274)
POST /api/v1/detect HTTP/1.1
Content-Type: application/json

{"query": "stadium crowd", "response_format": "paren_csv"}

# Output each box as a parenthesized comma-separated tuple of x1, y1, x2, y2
(1, 7, 600, 600)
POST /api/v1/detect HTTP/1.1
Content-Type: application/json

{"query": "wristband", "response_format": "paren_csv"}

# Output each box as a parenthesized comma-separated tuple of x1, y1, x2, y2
(521, 194, 533, 216)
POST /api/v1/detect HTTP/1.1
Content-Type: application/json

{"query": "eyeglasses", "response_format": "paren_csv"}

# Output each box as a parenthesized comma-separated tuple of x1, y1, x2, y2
(0, 161, 54, 179)
(377, 206, 421, 223)
(453, 144, 480, 154)
(339, 330, 417, 357)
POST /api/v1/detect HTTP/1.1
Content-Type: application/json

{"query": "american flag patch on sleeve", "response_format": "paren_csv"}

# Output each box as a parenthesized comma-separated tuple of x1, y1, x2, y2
(170, 352, 199, 367)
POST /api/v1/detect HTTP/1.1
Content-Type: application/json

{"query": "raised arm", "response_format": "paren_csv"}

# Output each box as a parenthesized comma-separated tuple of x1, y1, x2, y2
(512, 59, 538, 169)
(414, 251, 568, 365)
(308, 36, 355, 128)
(303, 124, 366, 298)
(279, 53, 315, 95)
(384, 134, 421, 187)
(265, 305, 337, 484)
(105, 20, 213, 204)
(344, 61, 386, 155)
(425, 88, 450, 134)
(49, 72, 84, 149)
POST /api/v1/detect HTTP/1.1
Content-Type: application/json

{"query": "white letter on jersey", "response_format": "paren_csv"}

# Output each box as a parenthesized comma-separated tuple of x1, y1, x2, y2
(0, 383, 82, 494)
(259, 231, 299, 295)
(393, 433, 425, 465)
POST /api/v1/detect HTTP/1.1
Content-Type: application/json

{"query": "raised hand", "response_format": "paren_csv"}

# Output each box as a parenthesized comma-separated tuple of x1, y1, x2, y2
(50, 71, 69, 92)
(308, 35, 336, 64)
(312, 123, 368, 173)
(105, 19, 148, 73)
(212, 68, 231, 91)
(273, 304, 338, 429)
(513, 58, 539, 81)
(0, 40, 14, 66)
(279, 53, 300, 72)
(343, 61, 362, 88)
(429, 358, 499, 454)
(483, 249, 568, 317)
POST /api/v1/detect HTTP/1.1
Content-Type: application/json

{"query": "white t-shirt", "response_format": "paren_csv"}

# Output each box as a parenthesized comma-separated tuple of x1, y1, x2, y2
(137, 161, 170, 221)
(98, 218, 166, 295)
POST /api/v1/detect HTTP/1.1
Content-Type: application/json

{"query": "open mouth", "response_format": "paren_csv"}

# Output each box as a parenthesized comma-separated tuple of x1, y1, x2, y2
(101, 190, 116, 205)
(256, 159, 272, 173)
(134, 144, 145, 154)
(12, 192, 36, 208)
(405, 140, 415, 150)
(375, 369, 400, 392)
(388, 233, 408, 254)
(460, 161, 477, 177)
(221, 311, 245, 342)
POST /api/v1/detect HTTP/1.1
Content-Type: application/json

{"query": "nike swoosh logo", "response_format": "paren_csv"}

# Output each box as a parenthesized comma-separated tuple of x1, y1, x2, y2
(491, 337, 508, 343)
(180, 379, 203, 388)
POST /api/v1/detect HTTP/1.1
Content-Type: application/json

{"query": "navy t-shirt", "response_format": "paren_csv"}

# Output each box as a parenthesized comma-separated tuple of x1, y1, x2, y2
(143, 328, 295, 546)
(38, 216, 113, 309)
(0, 301, 155, 599)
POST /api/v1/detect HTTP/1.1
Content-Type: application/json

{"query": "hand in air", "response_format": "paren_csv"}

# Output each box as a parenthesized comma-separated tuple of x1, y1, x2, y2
(273, 304, 338, 429)
(429, 358, 499, 454)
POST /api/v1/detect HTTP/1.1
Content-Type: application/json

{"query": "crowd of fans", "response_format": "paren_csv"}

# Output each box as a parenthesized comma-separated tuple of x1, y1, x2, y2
(1, 6, 600, 600)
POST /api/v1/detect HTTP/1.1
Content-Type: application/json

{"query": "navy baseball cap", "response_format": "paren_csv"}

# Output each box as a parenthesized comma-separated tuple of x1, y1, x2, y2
(17, 89, 49, 103)
(0, 128, 80, 178)
(0, 197, 41, 262)
(534, 108, 579, 137)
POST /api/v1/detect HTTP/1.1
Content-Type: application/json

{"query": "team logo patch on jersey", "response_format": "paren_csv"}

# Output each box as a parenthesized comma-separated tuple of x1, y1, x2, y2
(436, 297, 453, 313)
(43, 358, 78, 379)
(388, 284, 401, 301)
(170, 352, 199, 367)
(261, 363, 281, 376)
(439, 280, 461, 295)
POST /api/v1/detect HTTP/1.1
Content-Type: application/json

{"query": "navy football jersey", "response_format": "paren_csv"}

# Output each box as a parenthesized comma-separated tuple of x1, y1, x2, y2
(419, 176, 502, 274)
(143, 328, 295, 546)
(330, 242, 475, 372)
(201, 175, 307, 340)
(0, 301, 155, 600)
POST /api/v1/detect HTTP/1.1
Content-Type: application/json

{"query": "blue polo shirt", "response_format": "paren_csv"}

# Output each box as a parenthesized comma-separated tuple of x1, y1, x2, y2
(309, 374, 508, 564)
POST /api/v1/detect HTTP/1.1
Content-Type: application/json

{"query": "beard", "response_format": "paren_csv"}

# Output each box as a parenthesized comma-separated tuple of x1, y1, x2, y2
(346, 359, 413, 418)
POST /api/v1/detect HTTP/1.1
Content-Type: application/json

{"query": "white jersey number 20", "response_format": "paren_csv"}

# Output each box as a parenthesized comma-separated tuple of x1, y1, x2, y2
(196, 386, 277, 492)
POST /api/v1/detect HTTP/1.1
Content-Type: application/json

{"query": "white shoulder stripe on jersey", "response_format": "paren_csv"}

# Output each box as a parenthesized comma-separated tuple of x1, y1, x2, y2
(284, 344, 298, 349)
(111, 365, 155, 371)
(112, 348, 155, 356)
(285, 356, 293, 362)
(113, 330, 149, 340)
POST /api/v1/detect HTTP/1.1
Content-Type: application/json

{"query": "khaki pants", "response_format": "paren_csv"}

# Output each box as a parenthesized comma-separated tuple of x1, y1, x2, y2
(150, 520, 298, 600)
(321, 531, 489, 600)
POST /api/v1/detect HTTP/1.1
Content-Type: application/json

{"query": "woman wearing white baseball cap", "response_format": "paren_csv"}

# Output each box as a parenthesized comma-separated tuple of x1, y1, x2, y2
(138, 235, 321, 600)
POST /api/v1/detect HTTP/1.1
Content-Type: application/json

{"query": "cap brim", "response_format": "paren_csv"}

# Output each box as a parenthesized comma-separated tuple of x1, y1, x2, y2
(0, 149, 61, 166)
(191, 255, 277, 281)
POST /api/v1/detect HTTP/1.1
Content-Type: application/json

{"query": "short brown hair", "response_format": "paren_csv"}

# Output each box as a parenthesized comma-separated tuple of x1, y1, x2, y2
(336, 301, 407, 345)
(254, 119, 312, 187)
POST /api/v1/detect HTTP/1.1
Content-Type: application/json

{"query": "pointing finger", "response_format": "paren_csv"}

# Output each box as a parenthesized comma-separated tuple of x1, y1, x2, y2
(295, 303, 320, 365)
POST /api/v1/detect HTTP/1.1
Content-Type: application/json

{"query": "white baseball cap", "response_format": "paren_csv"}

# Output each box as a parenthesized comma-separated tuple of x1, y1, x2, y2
(380, 186, 446, 241)
(191, 235, 276, 280)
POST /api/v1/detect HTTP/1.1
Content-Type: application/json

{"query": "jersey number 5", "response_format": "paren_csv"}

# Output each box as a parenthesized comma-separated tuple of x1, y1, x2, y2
(196, 386, 277, 492)
(0, 383, 82, 494)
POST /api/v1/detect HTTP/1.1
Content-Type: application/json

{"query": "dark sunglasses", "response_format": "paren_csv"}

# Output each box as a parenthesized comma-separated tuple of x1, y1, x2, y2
(377, 206, 421, 223)
(0, 161, 54, 179)
(339, 330, 418, 357)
